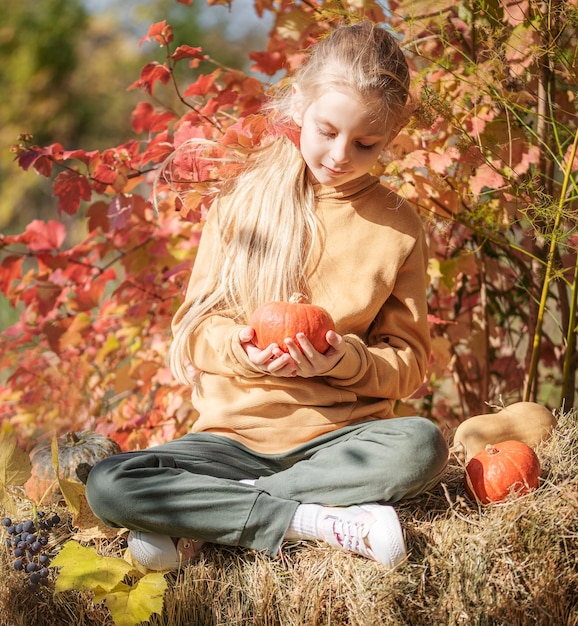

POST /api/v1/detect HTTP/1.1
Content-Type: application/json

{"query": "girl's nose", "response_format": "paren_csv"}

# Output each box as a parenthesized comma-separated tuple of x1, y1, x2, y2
(330, 140, 350, 165)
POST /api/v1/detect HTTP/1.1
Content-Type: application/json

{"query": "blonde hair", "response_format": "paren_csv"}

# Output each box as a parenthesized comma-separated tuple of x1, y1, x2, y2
(169, 21, 410, 384)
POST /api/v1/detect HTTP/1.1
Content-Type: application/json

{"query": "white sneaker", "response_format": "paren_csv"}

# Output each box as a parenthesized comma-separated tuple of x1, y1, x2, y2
(318, 504, 406, 568)
(127, 531, 205, 571)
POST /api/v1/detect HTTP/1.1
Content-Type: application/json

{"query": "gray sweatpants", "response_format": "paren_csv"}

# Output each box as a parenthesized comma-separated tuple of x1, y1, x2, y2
(86, 417, 448, 556)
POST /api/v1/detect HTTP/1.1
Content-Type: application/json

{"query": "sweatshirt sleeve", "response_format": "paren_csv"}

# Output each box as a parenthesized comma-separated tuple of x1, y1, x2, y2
(171, 209, 265, 379)
(322, 227, 431, 400)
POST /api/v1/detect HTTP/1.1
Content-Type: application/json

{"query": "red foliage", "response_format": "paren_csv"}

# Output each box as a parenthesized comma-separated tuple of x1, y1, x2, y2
(1, 0, 576, 451)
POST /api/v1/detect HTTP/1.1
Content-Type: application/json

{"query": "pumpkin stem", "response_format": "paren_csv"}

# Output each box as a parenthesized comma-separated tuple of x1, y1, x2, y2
(289, 293, 307, 304)
(485, 444, 499, 455)
(66, 432, 80, 445)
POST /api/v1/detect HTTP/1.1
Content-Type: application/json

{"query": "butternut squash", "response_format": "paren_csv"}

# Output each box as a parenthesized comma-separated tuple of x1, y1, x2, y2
(451, 402, 557, 463)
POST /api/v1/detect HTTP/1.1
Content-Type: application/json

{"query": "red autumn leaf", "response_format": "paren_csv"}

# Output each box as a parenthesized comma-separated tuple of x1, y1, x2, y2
(15, 143, 65, 177)
(171, 45, 207, 63)
(86, 201, 110, 233)
(42, 318, 70, 352)
(15, 148, 50, 174)
(249, 50, 286, 76)
(139, 20, 174, 47)
(92, 162, 119, 187)
(70, 268, 116, 312)
(62, 148, 100, 166)
(129, 62, 172, 94)
(177, 0, 192, 4)
(516, 144, 540, 174)
(138, 131, 175, 166)
(173, 120, 210, 148)
(57, 313, 92, 350)
(0, 256, 23, 295)
(427, 313, 457, 326)
(428, 148, 459, 174)
(253, 0, 276, 17)
(131, 102, 177, 134)
(183, 73, 217, 98)
(221, 116, 260, 148)
(201, 89, 238, 116)
(35, 281, 63, 316)
(25, 220, 66, 252)
(108, 194, 134, 230)
(53, 170, 93, 215)
(469, 162, 506, 197)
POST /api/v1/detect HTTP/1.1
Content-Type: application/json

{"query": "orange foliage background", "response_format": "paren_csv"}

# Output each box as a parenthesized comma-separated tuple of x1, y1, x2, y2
(1, 0, 576, 451)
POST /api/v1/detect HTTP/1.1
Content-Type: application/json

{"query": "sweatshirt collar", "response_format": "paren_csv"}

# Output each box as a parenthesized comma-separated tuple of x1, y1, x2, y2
(312, 173, 378, 200)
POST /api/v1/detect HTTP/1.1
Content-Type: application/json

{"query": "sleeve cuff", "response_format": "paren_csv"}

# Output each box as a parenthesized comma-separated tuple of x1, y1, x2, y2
(229, 329, 268, 378)
(322, 335, 366, 382)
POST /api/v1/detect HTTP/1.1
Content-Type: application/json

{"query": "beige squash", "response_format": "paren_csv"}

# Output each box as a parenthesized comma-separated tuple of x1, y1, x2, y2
(452, 402, 557, 462)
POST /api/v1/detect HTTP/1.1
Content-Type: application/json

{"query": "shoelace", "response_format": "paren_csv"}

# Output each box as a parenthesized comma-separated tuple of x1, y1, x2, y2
(327, 515, 372, 555)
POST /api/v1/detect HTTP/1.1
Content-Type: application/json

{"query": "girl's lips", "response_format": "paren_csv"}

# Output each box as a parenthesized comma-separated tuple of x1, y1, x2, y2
(322, 165, 348, 176)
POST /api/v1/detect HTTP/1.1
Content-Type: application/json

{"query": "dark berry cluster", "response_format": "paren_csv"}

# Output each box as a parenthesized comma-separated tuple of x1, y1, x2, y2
(3, 511, 62, 591)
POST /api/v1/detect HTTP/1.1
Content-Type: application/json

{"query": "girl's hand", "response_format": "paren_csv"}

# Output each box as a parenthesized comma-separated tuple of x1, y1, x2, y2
(239, 327, 346, 377)
(282, 330, 346, 378)
(239, 327, 299, 377)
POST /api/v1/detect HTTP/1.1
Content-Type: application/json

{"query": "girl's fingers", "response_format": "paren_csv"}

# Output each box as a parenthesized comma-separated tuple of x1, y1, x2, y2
(295, 333, 316, 360)
(267, 352, 297, 377)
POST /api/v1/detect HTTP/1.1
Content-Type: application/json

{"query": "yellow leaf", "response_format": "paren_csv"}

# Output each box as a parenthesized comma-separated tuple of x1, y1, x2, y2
(427, 258, 443, 281)
(48, 435, 81, 515)
(59, 312, 92, 349)
(95, 333, 120, 367)
(70, 489, 120, 539)
(52, 541, 135, 594)
(104, 573, 167, 626)
(276, 9, 314, 42)
(0, 493, 17, 516)
(58, 478, 85, 516)
(51, 434, 59, 473)
(0, 433, 32, 487)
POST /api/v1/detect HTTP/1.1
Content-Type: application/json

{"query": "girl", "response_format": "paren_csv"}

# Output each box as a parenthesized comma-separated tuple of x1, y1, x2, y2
(86, 21, 449, 571)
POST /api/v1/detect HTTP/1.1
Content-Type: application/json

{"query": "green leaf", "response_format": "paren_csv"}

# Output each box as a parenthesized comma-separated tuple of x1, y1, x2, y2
(103, 574, 167, 626)
(51, 541, 135, 594)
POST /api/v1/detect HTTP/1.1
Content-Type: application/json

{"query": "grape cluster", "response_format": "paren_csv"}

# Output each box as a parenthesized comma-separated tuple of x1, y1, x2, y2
(3, 511, 62, 591)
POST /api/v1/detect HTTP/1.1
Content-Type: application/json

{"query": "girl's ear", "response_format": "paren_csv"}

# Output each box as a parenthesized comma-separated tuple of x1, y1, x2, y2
(291, 84, 305, 126)
(383, 120, 408, 147)
(386, 124, 403, 145)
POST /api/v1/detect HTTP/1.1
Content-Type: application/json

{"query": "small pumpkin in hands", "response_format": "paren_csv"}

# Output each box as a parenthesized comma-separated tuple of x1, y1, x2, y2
(464, 440, 541, 504)
(24, 431, 121, 503)
(251, 293, 336, 354)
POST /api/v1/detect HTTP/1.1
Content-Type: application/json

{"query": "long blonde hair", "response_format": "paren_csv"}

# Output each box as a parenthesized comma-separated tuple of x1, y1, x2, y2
(169, 21, 411, 384)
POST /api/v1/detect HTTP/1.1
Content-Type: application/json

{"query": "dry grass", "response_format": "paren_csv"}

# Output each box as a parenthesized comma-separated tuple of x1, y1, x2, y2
(1, 409, 577, 626)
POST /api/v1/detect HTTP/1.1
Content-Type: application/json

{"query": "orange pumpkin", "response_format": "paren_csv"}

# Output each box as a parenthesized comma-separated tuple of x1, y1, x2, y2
(251, 293, 335, 354)
(464, 440, 541, 504)
(24, 431, 121, 503)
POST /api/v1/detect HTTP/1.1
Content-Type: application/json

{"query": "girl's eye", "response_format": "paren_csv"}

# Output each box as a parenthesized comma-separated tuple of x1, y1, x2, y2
(318, 128, 335, 138)
(356, 142, 376, 151)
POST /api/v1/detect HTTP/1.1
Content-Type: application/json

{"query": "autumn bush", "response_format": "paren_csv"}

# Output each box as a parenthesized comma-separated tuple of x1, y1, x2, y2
(1, 0, 576, 451)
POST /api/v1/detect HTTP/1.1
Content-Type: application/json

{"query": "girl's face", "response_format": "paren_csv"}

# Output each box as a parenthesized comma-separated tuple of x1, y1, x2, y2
(293, 87, 390, 187)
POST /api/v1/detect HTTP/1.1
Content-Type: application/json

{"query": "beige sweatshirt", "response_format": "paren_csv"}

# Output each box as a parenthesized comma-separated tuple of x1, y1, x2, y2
(172, 174, 431, 454)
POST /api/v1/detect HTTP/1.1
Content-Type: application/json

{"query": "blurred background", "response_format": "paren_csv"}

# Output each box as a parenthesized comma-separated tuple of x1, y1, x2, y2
(0, 0, 271, 329)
